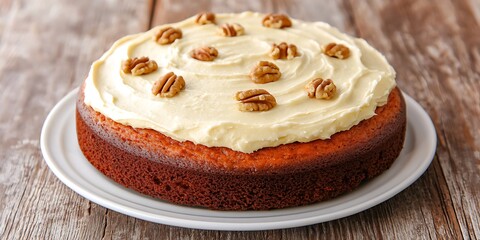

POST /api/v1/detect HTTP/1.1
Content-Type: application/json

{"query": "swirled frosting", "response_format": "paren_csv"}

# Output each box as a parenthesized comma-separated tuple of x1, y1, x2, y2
(84, 12, 396, 153)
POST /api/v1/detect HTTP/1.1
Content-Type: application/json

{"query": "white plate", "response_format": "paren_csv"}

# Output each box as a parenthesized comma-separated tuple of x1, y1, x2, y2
(41, 88, 437, 231)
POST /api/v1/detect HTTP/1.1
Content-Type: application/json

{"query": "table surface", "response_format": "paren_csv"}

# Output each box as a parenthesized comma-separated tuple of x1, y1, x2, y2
(1, 0, 479, 239)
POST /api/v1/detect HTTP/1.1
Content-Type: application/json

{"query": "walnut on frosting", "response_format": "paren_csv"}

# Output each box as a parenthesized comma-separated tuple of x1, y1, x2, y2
(270, 42, 299, 60)
(250, 61, 281, 84)
(235, 89, 277, 112)
(152, 72, 185, 98)
(195, 12, 215, 25)
(191, 46, 218, 61)
(305, 78, 337, 100)
(323, 43, 350, 59)
(122, 57, 158, 75)
(219, 23, 244, 37)
(262, 14, 292, 28)
(154, 26, 183, 45)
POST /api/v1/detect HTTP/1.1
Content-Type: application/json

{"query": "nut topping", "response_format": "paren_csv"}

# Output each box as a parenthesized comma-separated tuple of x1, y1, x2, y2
(122, 57, 158, 75)
(305, 78, 336, 99)
(195, 12, 215, 25)
(152, 72, 185, 98)
(190, 46, 218, 61)
(235, 89, 277, 112)
(249, 61, 281, 84)
(219, 23, 244, 37)
(270, 42, 299, 60)
(154, 26, 183, 45)
(323, 43, 350, 59)
(262, 14, 292, 28)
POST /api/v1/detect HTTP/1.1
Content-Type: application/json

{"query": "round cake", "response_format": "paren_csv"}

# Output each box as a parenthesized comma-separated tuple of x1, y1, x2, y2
(76, 12, 406, 210)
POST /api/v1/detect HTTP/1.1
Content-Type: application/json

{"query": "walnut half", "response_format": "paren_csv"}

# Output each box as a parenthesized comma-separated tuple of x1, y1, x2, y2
(305, 78, 336, 100)
(270, 42, 299, 60)
(190, 46, 218, 61)
(122, 57, 158, 75)
(154, 26, 183, 45)
(262, 14, 292, 29)
(235, 89, 277, 112)
(152, 72, 185, 98)
(250, 61, 281, 84)
(323, 43, 350, 59)
(219, 23, 244, 37)
(195, 12, 215, 25)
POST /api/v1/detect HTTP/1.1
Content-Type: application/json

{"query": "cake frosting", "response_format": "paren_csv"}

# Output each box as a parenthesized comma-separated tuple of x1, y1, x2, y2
(84, 12, 396, 153)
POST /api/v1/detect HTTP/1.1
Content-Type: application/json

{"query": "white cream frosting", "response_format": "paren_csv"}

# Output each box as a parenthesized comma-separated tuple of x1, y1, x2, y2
(84, 12, 396, 153)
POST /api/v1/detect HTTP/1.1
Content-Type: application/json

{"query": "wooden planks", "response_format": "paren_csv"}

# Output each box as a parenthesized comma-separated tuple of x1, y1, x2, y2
(0, 0, 478, 239)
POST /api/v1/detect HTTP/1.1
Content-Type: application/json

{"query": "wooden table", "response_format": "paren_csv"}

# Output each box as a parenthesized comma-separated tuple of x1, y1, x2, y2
(1, 0, 479, 239)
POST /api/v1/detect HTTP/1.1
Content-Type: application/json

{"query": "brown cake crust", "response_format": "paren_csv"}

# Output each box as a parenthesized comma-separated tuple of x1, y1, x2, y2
(76, 85, 406, 210)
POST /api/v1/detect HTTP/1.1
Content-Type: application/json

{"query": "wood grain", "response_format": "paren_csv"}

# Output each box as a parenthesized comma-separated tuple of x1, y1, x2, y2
(0, 0, 478, 239)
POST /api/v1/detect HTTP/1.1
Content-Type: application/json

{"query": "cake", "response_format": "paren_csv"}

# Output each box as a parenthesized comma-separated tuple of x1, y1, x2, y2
(76, 12, 406, 210)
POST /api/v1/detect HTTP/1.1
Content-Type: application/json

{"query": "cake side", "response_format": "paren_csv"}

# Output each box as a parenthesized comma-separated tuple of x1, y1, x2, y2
(76, 85, 406, 210)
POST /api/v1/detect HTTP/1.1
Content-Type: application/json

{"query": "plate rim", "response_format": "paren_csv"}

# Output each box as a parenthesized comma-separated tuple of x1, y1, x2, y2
(40, 88, 437, 231)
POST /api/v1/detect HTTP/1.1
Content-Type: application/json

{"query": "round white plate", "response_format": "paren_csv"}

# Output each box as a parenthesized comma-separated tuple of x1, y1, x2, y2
(41, 88, 437, 231)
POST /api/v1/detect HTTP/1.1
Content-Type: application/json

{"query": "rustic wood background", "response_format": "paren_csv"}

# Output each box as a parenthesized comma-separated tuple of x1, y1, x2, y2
(1, 0, 479, 239)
